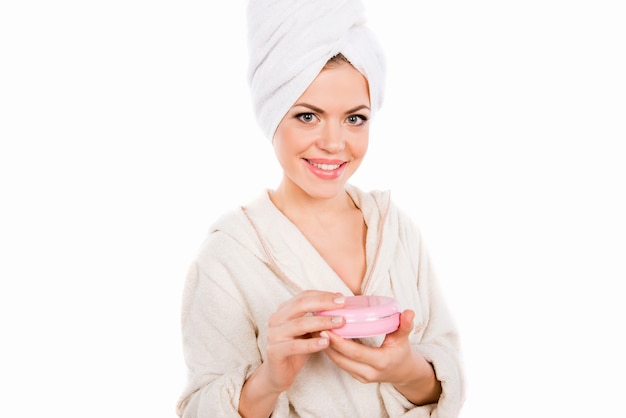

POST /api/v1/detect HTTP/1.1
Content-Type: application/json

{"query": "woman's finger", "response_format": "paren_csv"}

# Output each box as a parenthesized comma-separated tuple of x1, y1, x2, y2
(272, 290, 346, 323)
(267, 332, 332, 358)
(268, 313, 345, 343)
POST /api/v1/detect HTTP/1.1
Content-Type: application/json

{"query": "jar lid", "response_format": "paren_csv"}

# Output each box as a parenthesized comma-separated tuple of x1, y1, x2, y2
(317, 295, 400, 323)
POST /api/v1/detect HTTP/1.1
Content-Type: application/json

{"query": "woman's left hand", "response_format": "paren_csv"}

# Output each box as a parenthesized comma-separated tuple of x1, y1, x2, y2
(322, 309, 441, 405)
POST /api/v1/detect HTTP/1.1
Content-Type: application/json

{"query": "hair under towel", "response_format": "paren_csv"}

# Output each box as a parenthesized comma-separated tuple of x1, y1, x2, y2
(246, 0, 386, 140)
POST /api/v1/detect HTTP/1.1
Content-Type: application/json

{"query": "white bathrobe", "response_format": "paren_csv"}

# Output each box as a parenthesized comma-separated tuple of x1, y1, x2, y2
(176, 184, 464, 417)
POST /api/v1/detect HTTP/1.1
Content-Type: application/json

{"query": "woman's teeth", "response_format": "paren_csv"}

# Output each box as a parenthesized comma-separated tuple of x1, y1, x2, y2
(309, 161, 341, 171)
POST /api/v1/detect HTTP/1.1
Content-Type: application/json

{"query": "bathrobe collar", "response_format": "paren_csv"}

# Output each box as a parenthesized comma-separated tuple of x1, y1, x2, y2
(225, 184, 398, 296)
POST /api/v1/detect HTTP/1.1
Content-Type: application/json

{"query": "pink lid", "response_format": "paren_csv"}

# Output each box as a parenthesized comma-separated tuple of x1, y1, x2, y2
(317, 295, 400, 323)
(317, 295, 400, 338)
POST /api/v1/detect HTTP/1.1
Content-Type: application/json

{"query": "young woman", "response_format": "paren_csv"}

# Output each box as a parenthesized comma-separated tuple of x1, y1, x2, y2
(177, 2, 464, 417)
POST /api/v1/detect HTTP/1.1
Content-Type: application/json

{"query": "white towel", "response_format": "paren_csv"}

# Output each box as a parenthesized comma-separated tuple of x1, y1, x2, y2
(246, 0, 386, 140)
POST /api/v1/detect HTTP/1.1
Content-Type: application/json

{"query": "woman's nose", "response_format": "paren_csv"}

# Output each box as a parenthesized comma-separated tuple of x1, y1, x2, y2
(318, 122, 345, 153)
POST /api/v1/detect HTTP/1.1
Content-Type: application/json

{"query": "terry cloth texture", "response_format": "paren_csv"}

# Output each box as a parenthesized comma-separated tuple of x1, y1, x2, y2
(176, 184, 465, 417)
(246, 0, 386, 140)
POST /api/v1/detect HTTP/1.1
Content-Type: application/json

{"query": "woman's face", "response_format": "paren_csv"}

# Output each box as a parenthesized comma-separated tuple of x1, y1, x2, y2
(273, 62, 371, 201)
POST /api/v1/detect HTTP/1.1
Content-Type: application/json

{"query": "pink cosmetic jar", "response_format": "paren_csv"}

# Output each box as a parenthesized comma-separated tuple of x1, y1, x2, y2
(317, 295, 401, 338)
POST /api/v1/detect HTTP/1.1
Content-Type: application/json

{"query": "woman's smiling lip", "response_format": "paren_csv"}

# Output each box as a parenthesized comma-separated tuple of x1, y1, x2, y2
(304, 158, 347, 179)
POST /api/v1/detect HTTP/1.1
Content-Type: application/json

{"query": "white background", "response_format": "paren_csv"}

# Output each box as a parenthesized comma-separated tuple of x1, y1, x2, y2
(1, 1, 625, 417)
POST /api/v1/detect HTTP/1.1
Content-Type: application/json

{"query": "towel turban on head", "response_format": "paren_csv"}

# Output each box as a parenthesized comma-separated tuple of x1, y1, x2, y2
(246, 0, 386, 140)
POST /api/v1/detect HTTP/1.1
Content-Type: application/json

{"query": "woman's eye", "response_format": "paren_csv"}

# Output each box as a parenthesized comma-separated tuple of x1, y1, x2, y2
(296, 113, 316, 123)
(347, 115, 368, 125)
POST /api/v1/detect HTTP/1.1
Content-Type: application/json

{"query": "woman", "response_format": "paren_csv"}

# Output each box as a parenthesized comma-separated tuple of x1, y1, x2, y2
(177, 1, 464, 417)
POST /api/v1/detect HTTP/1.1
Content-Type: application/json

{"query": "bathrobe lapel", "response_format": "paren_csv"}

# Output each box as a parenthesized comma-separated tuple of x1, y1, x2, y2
(241, 190, 352, 295)
(241, 185, 397, 297)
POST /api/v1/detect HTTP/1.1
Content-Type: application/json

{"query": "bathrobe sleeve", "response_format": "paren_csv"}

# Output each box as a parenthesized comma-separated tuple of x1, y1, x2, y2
(404, 217, 465, 417)
(176, 230, 263, 418)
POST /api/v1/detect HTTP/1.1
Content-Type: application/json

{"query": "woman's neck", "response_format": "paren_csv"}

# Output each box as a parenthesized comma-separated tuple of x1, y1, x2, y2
(268, 183, 357, 228)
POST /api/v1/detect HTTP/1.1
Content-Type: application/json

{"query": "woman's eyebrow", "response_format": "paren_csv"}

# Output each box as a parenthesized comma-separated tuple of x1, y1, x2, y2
(345, 104, 371, 114)
(292, 103, 371, 114)
(292, 103, 325, 113)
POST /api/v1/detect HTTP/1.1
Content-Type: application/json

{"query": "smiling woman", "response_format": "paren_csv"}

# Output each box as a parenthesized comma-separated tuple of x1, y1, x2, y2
(3, 0, 625, 417)
(175, 1, 464, 417)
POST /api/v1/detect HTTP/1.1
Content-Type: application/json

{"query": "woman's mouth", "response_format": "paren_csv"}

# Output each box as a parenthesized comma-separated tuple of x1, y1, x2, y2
(304, 159, 347, 180)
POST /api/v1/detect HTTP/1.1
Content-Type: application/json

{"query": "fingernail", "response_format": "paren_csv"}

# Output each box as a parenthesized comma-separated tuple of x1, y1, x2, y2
(318, 331, 329, 345)
(333, 296, 345, 304)
(331, 316, 342, 324)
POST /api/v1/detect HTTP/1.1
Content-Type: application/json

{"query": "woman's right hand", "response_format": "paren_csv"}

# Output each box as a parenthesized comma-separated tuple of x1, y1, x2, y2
(263, 290, 346, 392)
(239, 290, 346, 418)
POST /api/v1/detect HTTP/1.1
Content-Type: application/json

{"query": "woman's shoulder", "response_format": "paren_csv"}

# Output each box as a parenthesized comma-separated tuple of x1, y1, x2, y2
(346, 184, 416, 223)
(348, 184, 426, 243)
(345, 183, 391, 214)
(205, 190, 272, 235)
(194, 190, 277, 262)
